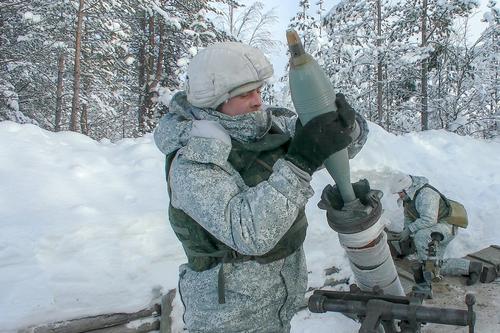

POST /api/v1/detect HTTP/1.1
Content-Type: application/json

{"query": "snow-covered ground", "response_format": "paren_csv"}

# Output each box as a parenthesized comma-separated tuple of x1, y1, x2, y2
(1, 120, 499, 333)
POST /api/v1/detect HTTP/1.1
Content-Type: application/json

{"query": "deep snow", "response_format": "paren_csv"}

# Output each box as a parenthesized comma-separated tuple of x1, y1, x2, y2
(1, 120, 499, 332)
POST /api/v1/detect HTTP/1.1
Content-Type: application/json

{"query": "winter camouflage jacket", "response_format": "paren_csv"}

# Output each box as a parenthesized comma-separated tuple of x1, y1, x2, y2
(154, 92, 366, 333)
(403, 176, 454, 235)
(401, 178, 469, 277)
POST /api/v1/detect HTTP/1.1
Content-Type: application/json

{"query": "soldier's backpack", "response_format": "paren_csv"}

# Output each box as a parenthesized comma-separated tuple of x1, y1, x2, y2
(410, 184, 469, 229)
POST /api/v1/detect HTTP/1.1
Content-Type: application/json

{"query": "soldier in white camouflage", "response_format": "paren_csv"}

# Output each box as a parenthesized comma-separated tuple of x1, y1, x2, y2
(154, 42, 368, 333)
(389, 174, 483, 287)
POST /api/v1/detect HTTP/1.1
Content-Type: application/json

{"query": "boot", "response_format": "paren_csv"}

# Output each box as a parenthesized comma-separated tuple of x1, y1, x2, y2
(411, 262, 433, 299)
(480, 266, 498, 283)
(466, 262, 483, 286)
(412, 281, 433, 299)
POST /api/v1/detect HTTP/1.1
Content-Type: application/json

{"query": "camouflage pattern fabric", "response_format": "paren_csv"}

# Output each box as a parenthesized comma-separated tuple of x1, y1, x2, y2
(403, 176, 469, 276)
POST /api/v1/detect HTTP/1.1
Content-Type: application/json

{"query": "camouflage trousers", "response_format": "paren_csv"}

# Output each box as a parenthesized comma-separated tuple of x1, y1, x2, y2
(178, 249, 307, 333)
(412, 222, 469, 276)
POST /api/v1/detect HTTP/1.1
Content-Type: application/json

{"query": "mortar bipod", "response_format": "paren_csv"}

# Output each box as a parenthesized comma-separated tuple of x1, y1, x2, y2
(308, 284, 476, 333)
(425, 231, 444, 282)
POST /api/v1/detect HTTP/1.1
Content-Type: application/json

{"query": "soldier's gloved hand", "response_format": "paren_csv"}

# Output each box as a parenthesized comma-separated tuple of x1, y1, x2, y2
(399, 228, 411, 241)
(318, 179, 383, 228)
(318, 179, 372, 210)
(335, 93, 356, 128)
(285, 96, 354, 175)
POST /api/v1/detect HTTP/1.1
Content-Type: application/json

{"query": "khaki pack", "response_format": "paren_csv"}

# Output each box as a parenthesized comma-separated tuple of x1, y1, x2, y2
(407, 184, 469, 229)
(444, 199, 468, 228)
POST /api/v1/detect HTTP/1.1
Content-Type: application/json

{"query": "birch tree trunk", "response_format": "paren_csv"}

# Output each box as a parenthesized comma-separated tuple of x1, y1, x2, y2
(80, 104, 88, 135)
(138, 14, 155, 134)
(420, 0, 429, 131)
(229, 4, 234, 35)
(138, 10, 165, 134)
(376, 0, 384, 126)
(137, 10, 147, 131)
(55, 53, 65, 132)
(70, 0, 84, 132)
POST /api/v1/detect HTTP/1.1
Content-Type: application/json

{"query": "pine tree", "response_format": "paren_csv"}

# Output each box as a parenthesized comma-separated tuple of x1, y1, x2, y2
(323, 0, 395, 126)
(0, 0, 234, 140)
(289, 0, 321, 55)
(135, 0, 231, 135)
(474, 1, 499, 138)
(394, 0, 479, 130)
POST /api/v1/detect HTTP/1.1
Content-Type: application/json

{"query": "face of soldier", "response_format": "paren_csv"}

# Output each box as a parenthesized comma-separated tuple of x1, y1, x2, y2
(397, 191, 410, 207)
(220, 87, 262, 116)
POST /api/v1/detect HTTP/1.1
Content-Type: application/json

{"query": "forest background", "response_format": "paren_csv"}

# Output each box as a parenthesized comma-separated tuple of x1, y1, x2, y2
(1, 0, 498, 141)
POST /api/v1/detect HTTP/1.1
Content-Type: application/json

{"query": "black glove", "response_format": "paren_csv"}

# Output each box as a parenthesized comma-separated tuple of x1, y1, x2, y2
(318, 179, 372, 211)
(318, 179, 383, 232)
(285, 93, 355, 175)
(335, 93, 356, 128)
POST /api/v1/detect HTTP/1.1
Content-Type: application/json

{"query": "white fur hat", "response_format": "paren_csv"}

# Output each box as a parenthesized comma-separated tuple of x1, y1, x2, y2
(389, 174, 413, 194)
(185, 42, 274, 109)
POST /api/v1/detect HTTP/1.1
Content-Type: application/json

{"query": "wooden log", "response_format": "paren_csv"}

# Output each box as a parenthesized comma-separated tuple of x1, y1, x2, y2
(19, 305, 160, 333)
(84, 319, 160, 333)
(159, 289, 177, 333)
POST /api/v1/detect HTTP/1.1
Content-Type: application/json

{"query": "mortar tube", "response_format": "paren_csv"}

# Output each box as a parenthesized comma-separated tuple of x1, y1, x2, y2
(328, 202, 405, 296)
(342, 228, 404, 296)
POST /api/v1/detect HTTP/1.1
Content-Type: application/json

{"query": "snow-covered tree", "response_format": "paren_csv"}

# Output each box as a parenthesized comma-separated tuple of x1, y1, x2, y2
(323, 0, 399, 127)
(468, 1, 499, 138)
(289, 0, 322, 56)
(1, 0, 234, 140)
(392, 0, 479, 130)
(322, 0, 489, 135)
(216, 1, 280, 57)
